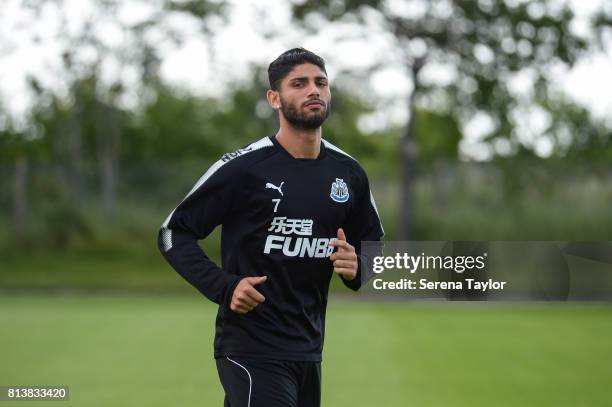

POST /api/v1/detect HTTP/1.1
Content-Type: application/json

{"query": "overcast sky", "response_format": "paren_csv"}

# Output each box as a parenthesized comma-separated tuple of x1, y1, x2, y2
(1, 0, 610, 160)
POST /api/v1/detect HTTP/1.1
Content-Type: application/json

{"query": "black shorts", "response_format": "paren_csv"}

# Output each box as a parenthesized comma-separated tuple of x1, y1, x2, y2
(216, 357, 321, 407)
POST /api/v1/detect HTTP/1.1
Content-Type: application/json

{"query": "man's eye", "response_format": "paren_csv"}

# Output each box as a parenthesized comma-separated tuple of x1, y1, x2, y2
(293, 83, 303, 87)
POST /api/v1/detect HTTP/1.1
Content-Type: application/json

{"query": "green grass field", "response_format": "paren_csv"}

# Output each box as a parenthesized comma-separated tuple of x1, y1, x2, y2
(1, 294, 611, 407)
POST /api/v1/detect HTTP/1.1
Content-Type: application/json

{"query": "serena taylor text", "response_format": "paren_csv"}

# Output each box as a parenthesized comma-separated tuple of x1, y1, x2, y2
(372, 278, 507, 291)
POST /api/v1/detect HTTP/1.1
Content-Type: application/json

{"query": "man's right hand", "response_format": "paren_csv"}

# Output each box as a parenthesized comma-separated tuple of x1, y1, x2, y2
(230, 276, 267, 314)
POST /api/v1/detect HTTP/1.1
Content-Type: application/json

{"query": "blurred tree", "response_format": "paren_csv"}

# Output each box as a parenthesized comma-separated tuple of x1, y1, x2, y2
(1, 0, 230, 223)
(0, 102, 46, 242)
(542, 97, 612, 164)
(414, 110, 461, 162)
(127, 68, 275, 163)
(128, 66, 392, 163)
(291, 0, 609, 239)
(0, 126, 27, 241)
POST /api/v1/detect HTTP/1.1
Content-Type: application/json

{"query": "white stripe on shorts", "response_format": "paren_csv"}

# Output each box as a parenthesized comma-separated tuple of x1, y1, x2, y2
(226, 357, 253, 407)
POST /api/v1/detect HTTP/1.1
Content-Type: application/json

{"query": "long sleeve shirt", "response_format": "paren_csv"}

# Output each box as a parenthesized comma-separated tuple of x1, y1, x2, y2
(158, 135, 384, 362)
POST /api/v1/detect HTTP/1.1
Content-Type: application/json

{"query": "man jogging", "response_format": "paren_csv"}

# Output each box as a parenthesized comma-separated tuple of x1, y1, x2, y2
(158, 48, 384, 407)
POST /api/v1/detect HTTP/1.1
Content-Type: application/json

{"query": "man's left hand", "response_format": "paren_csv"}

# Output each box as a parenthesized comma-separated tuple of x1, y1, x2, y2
(329, 228, 358, 281)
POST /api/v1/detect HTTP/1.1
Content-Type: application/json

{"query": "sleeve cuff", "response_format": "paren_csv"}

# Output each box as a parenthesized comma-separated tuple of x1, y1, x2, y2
(221, 274, 242, 311)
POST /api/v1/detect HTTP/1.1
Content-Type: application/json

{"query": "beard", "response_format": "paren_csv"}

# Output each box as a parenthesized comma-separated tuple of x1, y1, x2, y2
(280, 96, 330, 130)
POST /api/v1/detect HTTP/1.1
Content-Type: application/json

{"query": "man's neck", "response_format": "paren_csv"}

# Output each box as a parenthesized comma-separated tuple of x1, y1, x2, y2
(274, 123, 321, 159)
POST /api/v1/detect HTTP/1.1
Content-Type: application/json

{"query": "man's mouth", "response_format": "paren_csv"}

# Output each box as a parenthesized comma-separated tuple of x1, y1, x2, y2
(304, 100, 325, 108)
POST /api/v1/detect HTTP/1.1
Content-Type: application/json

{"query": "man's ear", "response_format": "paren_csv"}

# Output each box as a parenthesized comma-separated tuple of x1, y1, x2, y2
(266, 89, 280, 110)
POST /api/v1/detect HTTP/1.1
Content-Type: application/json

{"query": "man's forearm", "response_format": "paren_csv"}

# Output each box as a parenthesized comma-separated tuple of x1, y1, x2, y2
(158, 228, 241, 304)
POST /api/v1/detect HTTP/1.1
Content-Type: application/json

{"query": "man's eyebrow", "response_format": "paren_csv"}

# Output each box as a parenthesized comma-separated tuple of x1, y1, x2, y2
(288, 76, 328, 82)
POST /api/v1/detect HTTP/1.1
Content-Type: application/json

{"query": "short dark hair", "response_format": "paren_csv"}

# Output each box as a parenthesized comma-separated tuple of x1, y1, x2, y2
(268, 48, 327, 91)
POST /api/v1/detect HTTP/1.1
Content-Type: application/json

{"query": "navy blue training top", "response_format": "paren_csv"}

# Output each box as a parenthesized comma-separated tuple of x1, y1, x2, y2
(158, 135, 384, 362)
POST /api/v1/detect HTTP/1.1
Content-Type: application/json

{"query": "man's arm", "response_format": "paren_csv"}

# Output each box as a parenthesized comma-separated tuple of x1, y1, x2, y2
(338, 168, 385, 291)
(157, 159, 242, 306)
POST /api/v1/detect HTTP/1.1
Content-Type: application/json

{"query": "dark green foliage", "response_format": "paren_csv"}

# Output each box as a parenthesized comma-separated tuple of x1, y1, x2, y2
(414, 110, 461, 161)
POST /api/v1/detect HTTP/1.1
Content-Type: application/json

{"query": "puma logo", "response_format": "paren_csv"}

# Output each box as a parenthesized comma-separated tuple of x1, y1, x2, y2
(265, 181, 284, 196)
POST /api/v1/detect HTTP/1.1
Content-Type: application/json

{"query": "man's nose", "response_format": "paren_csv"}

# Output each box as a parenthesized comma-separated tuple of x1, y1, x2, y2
(307, 81, 320, 97)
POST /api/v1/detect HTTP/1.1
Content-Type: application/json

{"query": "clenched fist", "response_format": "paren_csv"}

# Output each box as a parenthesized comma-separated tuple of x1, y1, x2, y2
(329, 228, 358, 281)
(230, 276, 267, 314)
